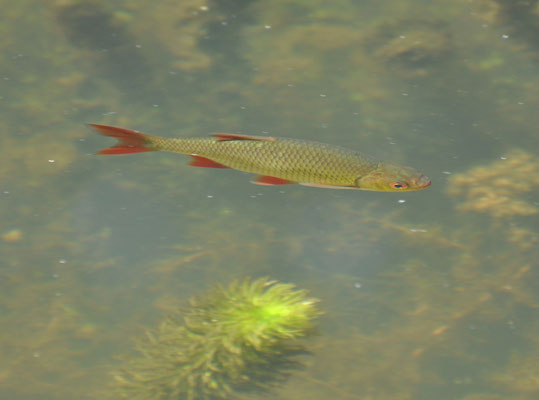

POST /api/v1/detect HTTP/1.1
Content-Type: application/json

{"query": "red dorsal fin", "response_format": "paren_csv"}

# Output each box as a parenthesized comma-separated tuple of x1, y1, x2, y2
(188, 155, 230, 168)
(212, 133, 276, 142)
(90, 124, 155, 155)
(251, 175, 296, 186)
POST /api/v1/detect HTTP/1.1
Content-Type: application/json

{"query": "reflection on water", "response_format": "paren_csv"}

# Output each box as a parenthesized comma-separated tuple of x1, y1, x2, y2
(0, 1, 537, 399)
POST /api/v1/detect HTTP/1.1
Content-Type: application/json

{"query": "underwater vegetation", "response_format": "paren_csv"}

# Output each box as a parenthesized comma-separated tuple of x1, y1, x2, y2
(112, 277, 321, 400)
(474, 0, 539, 54)
(447, 149, 539, 218)
(365, 18, 453, 77)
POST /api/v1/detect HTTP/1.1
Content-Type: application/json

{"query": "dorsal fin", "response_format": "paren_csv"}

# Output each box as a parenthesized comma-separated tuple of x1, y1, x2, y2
(212, 133, 277, 142)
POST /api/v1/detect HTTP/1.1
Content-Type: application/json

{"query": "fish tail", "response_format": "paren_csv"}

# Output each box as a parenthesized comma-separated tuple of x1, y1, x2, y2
(90, 124, 157, 155)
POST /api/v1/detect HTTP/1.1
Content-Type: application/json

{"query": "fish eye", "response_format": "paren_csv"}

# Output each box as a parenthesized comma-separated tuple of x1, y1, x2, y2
(390, 182, 408, 189)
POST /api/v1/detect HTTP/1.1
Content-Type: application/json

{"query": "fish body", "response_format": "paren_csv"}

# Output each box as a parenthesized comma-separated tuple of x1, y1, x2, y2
(90, 124, 430, 191)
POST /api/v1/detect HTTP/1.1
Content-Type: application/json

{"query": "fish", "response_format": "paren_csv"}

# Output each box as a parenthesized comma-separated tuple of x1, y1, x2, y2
(90, 124, 431, 191)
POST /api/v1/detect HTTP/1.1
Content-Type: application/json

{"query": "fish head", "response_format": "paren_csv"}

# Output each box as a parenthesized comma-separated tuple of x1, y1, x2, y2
(355, 162, 431, 192)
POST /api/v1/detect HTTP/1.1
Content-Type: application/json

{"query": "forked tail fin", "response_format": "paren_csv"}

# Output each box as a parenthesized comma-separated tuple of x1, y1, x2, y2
(89, 124, 156, 155)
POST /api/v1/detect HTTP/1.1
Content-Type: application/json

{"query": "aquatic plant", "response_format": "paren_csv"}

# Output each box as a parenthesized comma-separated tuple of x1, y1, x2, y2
(112, 277, 321, 400)
(447, 149, 539, 218)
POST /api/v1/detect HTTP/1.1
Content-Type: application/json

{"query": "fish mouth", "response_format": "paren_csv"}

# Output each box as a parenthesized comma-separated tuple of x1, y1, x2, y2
(416, 175, 431, 188)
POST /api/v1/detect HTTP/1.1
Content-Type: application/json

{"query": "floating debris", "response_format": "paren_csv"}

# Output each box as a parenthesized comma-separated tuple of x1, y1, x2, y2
(1, 228, 23, 243)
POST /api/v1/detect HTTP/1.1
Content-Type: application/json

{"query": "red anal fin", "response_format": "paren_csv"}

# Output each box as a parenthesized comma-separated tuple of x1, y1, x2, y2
(90, 124, 154, 155)
(251, 175, 296, 186)
(188, 155, 230, 168)
(212, 133, 277, 142)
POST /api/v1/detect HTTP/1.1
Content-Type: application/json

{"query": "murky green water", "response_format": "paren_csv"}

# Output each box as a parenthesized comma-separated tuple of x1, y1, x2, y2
(1, 1, 537, 399)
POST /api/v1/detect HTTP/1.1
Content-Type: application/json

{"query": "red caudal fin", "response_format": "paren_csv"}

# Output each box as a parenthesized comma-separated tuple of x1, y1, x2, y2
(89, 124, 155, 155)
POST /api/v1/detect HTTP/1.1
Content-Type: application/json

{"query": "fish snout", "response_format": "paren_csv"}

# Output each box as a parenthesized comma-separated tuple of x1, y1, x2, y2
(415, 174, 431, 188)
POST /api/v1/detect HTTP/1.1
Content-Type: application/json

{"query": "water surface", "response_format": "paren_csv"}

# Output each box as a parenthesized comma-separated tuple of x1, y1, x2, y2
(1, 1, 537, 399)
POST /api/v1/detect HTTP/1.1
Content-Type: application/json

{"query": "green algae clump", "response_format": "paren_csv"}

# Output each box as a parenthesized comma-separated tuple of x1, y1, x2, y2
(113, 277, 321, 400)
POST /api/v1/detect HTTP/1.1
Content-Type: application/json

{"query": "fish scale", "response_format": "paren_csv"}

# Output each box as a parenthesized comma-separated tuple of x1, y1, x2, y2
(152, 136, 379, 186)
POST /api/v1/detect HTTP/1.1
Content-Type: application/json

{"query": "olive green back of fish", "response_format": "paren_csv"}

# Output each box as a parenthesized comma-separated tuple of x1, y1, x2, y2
(147, 135, 379, 186)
